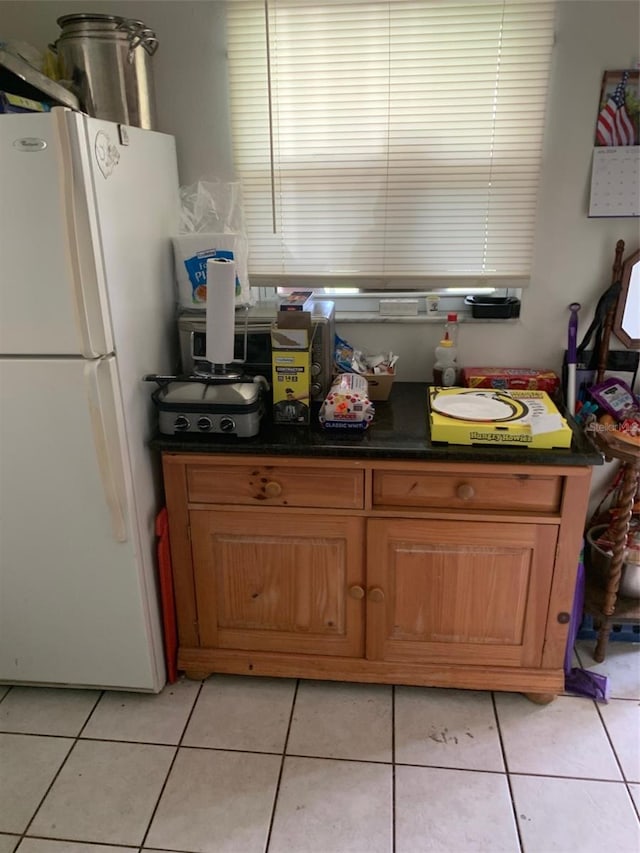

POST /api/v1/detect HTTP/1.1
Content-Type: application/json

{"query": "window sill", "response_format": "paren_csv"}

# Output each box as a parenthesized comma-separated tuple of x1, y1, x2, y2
(335, 311, 521, 325)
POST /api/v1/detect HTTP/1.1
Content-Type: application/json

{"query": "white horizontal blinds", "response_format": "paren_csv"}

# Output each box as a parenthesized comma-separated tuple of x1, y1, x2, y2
(226, 0, 555, 285)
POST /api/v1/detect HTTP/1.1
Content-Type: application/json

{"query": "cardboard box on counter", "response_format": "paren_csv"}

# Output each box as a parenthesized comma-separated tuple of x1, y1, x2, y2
(461, 367, 560, 395)
(271, 313, 311, 425)
(279, 290, 314, 313)
(332, 370, 395, 401)
(362, 371, 395, 401)
(428, 388, 572, 449)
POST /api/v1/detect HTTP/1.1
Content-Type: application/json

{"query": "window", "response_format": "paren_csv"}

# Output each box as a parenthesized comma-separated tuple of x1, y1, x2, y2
(226, 0, 555, 292)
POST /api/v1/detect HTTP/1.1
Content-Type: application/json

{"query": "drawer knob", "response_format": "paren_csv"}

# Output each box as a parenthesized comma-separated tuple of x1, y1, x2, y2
(456, 483, 475, 501)
(368, 587, 385, 603)
(348, 585, 365, 600)
(264, 481, 282, 498)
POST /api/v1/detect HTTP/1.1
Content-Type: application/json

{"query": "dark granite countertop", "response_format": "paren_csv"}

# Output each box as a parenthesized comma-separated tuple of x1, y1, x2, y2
(151, 382, 604, 467)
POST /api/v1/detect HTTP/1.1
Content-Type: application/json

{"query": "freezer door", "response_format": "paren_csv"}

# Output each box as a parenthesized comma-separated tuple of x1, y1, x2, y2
(0, 356, 165, 690)
(75, 112, 180, 376)
(0, 112, 107, 356)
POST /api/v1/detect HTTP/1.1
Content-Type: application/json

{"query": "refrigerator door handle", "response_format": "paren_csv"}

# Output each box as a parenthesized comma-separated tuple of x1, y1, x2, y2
(84, 359, 128, 542)
(53, 108, 110, 358)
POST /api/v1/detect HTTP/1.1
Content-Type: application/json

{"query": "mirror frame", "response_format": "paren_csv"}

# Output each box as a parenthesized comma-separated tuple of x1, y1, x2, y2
(613, 248, 640, 350)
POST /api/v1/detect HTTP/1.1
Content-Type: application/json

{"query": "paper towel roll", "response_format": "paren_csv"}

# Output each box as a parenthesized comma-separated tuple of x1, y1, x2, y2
(206, 258, 236, 364)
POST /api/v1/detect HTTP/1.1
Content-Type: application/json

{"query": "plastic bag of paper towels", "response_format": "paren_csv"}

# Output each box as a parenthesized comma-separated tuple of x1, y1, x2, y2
(172, 178, 253, 308)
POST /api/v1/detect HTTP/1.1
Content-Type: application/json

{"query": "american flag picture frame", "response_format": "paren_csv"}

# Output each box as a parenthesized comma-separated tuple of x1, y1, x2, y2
(595, 70, 639, 147)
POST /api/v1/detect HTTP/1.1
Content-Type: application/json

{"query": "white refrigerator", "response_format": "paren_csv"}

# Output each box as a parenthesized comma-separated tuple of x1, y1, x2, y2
(0, 108, 180, 691)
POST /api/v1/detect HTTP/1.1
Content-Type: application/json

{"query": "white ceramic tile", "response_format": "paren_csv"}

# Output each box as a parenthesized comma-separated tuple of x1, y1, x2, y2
(395, 765, 519, 853)
(29, 740, 174, 847)
(599, 698, 640, 782)
(0, 687, 98, 737)
(0, 836, 19, 853)
(287, 680, 392, 762)
(269, 756, 392, 853)
(146, 746, 280, 853)
(395, 686, 503, 772)
(0, 734, 73, 834)
(17, 842, 136, 852)
(629, 783, 640, 814)
(182, 674, 295, 752)
(511, 774, 640, 853)
(576, 640, 640, 700)
(495, 693, 621, 779)
(81, 678, 200, 744)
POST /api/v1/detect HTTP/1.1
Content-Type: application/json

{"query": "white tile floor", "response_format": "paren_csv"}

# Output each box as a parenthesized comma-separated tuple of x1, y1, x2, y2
(0, 639, 638, 853)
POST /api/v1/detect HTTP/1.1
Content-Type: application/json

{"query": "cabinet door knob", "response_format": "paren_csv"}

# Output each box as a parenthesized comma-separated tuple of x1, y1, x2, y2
(368, 587, 385, 603)
(456, 483, 475, 501)
(348, 585, 365, 600)
(264, 481, 283, 498)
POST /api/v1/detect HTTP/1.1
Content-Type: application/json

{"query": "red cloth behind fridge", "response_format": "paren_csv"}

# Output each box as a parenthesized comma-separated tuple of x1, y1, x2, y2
(155, 507, 178, 684)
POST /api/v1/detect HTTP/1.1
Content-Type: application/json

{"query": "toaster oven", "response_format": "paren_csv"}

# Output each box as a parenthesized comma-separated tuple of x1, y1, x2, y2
(177, 300, 336, 401)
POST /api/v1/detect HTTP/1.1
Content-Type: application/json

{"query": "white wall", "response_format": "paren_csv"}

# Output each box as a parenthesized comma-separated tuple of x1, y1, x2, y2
(3, 0, 637, 384)
(0, 0, 233, 182)
(338, 0, 640, 385)
(2, 0, 637, 509)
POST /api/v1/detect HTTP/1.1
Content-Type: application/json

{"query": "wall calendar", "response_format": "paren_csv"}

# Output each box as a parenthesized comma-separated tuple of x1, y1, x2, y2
(588, 69, 639, 218)
(589, 146, 640, 217)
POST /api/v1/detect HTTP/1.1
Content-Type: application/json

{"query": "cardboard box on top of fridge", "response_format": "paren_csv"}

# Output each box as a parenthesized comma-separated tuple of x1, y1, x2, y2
(171, 232, 251, 308)
(271, 311, 311, 425)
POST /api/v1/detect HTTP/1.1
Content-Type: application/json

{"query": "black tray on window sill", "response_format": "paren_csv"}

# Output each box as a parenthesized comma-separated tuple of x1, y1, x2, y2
(464, 295, 521, 318)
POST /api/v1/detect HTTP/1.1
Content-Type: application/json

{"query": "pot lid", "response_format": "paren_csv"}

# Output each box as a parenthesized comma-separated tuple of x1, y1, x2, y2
(57, 13, 124, 26)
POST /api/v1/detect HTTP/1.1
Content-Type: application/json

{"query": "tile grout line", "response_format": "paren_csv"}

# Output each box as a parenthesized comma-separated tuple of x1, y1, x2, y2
(491, 691, 525, 853)
(138, 678, 205, 851)
(504, 770, 637, 784)
(265, 678, 300, 853)
(19, 688, 105, 844)
(592, 691, 635, 791)
(626, 783, 640, 822)
(18, 834, 138, 851)
(391, 683, 396, 853)
(3, 675, 639, 851)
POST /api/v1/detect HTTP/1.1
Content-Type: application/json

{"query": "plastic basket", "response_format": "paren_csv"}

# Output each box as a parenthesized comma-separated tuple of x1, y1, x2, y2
(577, 614, 640, 643)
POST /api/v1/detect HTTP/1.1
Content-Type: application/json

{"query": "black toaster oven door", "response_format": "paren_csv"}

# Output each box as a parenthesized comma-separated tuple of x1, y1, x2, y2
(192, 327, 272, 378)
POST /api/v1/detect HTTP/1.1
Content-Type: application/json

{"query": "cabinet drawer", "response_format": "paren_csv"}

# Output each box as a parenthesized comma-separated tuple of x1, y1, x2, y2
(372, 470, 562, 513)
(187, 463, 365, 509)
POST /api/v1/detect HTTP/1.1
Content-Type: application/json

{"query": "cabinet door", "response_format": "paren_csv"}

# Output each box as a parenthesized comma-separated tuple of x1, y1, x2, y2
(367, 519, 558, 668)
(190, 510, 365, 657)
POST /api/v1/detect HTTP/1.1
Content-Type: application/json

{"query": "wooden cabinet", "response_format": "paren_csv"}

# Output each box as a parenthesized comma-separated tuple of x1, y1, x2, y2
(366, 518, 557, 668)
(189, 510, 364, 658)
(163, 453, 591, 699)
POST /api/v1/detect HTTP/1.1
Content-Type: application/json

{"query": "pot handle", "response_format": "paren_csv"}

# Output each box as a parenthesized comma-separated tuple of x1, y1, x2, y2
(116, 19, 159, 61)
